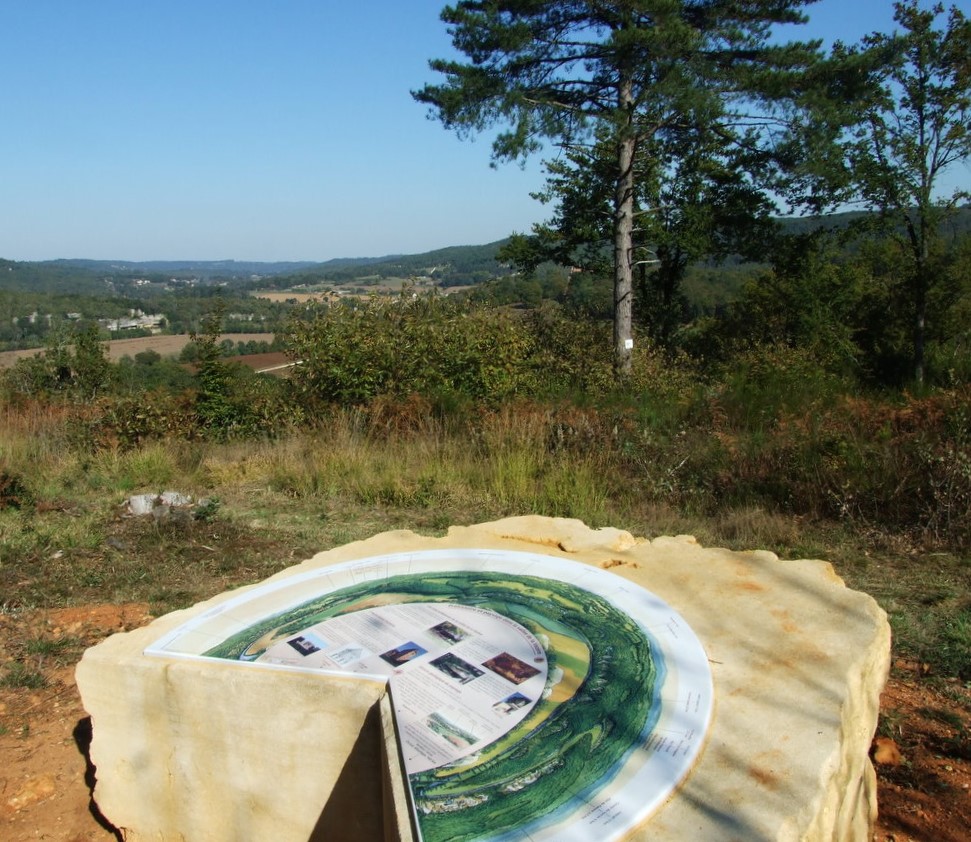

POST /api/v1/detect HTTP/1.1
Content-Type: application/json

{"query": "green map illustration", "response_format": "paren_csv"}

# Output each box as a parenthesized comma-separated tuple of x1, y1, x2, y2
(203, 571, 661, 842)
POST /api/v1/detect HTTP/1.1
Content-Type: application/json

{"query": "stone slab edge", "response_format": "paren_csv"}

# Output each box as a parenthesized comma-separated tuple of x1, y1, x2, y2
(77, 516, 891, 842)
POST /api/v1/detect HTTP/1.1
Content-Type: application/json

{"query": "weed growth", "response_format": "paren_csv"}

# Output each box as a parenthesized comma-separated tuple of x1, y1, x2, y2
(0, 661, 47, 690)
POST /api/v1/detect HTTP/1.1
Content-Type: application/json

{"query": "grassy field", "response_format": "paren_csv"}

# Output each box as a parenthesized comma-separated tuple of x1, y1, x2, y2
(1, 398, 968, 683)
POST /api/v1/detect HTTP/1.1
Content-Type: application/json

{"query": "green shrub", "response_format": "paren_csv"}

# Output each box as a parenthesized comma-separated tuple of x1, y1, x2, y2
(523, 306, 615, 396)
(287, 293, 539, 405)
(715, 343, 848, 433)
(0, 469, 32, 510)
(96, 392, 198, 447)
(1, 324, 111, 401)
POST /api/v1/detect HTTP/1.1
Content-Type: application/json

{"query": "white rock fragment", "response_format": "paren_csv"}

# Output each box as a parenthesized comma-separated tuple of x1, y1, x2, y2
(126, 491, 193, 516)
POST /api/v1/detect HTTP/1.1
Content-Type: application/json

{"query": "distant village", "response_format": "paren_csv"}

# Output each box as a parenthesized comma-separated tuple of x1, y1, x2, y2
(13, 308, 168, 334)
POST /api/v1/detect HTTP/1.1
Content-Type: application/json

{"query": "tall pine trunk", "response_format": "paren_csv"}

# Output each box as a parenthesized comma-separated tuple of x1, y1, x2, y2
(613, 74, 635, 379)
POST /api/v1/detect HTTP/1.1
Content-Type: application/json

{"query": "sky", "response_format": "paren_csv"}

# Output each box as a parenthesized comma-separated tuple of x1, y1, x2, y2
(1, 0, 968, 263)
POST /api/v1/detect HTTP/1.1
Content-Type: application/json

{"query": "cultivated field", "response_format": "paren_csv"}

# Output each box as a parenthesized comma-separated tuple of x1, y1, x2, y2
(0, 333, 276, 369)
(253, 291, 336, 303)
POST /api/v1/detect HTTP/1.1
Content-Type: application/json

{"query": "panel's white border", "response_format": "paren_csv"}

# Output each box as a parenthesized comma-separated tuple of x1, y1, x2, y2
(145, 549, 713, 841)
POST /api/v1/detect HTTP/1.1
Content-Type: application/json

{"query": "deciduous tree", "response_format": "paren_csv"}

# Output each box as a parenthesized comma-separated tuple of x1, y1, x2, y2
(840, 0, 971, 385)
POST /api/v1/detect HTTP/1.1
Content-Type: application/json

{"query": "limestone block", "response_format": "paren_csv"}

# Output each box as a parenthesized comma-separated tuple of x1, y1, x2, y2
(77, 642, 386, 841)
(76, 516, 890, 841)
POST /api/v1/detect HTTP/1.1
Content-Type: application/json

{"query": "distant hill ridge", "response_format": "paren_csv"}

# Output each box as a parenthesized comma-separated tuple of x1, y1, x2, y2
(2, 208, 968, 295)
(0, 240, 513, 295)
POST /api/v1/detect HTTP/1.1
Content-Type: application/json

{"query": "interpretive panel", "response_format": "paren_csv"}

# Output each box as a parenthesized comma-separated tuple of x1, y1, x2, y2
(146, 549, 713, 841)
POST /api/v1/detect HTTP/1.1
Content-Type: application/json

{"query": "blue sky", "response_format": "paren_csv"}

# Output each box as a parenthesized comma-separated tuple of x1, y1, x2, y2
(1, 1, 968, 262)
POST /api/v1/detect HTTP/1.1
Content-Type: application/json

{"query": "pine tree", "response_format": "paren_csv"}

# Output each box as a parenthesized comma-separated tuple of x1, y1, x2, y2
(415, 0, 821, 377)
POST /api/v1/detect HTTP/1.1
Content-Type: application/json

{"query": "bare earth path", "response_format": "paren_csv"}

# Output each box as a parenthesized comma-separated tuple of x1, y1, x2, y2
(1, 604, 969, 841)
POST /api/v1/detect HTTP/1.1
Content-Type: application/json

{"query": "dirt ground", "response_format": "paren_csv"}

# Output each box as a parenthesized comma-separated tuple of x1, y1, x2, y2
(1, 604, 968, 841)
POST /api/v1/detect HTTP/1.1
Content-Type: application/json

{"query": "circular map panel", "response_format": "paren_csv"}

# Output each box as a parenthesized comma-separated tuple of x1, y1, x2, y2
(146, 549, 713, 841)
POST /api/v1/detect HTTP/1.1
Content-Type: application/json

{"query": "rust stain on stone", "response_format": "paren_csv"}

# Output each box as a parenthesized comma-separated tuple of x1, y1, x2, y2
(736, 579, 766, 592)
(748, 764, 780, 789)
(600, 558, 639, 570)
(496, 534, 569, 551)
(770, 608, 800, 634)
(731, 562, 767, 592)
(748, 750, 786, 791)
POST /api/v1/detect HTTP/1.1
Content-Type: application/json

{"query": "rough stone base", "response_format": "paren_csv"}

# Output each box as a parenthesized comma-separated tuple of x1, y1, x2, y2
(76, 517, 890, 841)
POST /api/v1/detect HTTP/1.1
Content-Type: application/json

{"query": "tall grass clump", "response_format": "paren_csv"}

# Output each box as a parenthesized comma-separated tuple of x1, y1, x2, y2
(90, 441, 185, 492)
(0, 402, 105, 502)
(235, 407, 462, 513)
(692, 375, 971, 548)
(472, 403, 550, 511)
(0, 401, 88, 472)
(714, 343, 849, 434)
(813, 389, 971, 547)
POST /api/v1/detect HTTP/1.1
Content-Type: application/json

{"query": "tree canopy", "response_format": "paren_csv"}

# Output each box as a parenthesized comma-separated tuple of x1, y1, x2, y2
(415, 0, 823, 376)
(838, 0, 971, 384)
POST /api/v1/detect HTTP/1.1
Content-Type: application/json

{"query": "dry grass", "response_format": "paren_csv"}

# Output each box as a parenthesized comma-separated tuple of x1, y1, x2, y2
(0, 398, 968, 678)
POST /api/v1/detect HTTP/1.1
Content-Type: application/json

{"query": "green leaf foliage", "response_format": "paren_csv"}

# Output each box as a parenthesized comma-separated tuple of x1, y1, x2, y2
(286, 292, 537, 405)
(2, 323, 110, 401)
(836, 1, 971, 383)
